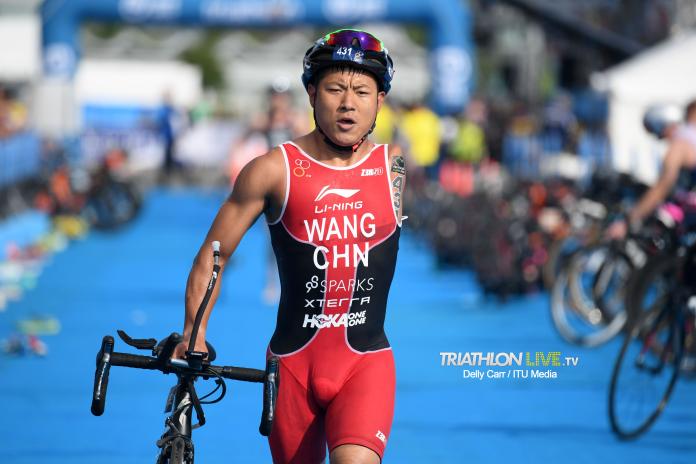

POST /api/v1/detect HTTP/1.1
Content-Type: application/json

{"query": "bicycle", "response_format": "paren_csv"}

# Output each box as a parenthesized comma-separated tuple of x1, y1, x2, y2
(550, 236, 643, 347)
(91, 241, 279, 462)
(608, 243, 696, 439)
(550, 204, 682, 347)
(36, 146, 142, 231)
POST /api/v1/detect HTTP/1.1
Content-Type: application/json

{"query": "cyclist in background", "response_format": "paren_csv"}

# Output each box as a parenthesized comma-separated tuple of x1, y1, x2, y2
(607, 100, 696, 238)
(175, 29, 403, 464)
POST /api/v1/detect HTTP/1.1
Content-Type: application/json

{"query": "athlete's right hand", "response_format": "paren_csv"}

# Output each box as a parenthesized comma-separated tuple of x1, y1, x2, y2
(171, 336, 208, 360)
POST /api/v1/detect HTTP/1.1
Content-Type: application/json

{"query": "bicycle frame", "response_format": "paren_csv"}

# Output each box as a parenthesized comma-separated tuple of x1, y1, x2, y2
(156, 374, 197, 463)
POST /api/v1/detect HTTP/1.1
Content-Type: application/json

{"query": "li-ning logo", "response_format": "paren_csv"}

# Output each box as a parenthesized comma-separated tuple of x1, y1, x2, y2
(314, 185, 360, 202)
(376, 430, 386, 444)
(361, 167, 383, 177)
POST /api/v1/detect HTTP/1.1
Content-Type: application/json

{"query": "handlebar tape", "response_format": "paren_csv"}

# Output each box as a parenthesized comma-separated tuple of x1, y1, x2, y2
(259, 356, 280, 437)
(91, 336, 114, 416)
(219, 365, 265, 382)
(111, 352, 162, 370)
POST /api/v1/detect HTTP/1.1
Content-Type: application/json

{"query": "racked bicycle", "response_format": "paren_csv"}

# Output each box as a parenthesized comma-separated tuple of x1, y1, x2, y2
(608, 241, 696, 439)
(91, 241, 279, 463)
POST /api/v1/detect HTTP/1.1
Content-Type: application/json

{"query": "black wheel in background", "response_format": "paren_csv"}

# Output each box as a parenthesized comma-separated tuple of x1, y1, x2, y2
(551, 245, 631, 347)
(608, 302, 683, 440)
(622, 254, 679, 327)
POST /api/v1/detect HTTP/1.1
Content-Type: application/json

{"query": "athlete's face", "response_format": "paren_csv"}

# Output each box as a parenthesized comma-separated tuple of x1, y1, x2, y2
(308, 68, 385, 148)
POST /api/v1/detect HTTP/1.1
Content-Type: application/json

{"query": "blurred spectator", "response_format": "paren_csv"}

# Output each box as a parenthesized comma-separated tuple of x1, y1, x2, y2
(439, 99, 490, 197)
(502, 103, 541, 179)
(372, 101, 398, 144)
(449, 98, 489, 164)
(540, 93, 577, 154)
(0, 85, 28, 139)
(228, 78, 309, 304)
(229, 79, 308, 184)
(400, 101, 442, 179)
(158, 91, 187, 180)
(577, 122, 611, 176)
(262, 81, 308, 149)
(190, 96, 214, 124)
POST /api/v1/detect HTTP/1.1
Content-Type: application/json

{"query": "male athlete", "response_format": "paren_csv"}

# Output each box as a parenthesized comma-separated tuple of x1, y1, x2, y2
(173, 29, 404, 464)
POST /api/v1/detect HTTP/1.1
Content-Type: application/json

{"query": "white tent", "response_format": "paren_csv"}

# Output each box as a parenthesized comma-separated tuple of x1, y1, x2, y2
(592, 33, 696, 183)
(74, 59, 202, 108)
(0, 15, 40, 82)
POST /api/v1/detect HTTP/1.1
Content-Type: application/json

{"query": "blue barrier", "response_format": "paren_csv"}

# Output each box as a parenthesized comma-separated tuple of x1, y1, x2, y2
(42, 0, 474, 115)
(0, 132, 42, 188)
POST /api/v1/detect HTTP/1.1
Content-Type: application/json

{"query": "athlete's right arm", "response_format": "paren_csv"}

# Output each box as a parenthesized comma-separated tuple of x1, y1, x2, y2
(628, 139, 686, 224)
(173, 149, 284, 358)
(607, 139, 686, 239)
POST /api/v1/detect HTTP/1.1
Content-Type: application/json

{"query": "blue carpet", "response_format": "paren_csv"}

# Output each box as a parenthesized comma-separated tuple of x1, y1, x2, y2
(0, 187, 694, 463)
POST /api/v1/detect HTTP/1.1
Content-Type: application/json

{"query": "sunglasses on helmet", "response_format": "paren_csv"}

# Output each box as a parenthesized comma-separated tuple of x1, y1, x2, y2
(323, 29, 385, 53)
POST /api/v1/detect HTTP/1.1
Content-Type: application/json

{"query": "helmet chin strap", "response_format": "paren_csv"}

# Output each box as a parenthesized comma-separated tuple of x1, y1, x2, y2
(312, 94, 376, 153)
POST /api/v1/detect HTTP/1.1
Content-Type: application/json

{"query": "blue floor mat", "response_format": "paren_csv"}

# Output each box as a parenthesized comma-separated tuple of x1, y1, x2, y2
(0, 187, 694, 463)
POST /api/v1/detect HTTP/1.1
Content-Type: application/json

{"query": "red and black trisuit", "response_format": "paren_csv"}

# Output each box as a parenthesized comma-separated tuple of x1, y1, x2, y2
(266, 141, 401, 463)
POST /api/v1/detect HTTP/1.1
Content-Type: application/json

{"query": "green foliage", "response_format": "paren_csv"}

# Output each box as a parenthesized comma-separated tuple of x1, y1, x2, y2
(404, 25, 428, 47)
(85, 22, 122, 39)
(179, 31, 226, 90)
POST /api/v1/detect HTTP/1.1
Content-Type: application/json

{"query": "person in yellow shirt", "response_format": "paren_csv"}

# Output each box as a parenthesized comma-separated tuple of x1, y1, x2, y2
(449, 118, 487, 164)
(400, 102, 441, 178)
(372, 101, 397, 144)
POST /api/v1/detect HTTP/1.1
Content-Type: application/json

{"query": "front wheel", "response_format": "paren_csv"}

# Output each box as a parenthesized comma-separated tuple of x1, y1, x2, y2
(608, 301, 683, 439)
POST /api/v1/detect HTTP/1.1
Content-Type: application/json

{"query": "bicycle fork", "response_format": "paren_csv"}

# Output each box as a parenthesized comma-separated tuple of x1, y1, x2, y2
(157, 382, 194, 461)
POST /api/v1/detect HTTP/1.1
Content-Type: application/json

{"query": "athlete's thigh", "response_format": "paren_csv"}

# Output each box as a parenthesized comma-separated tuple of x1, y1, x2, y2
(269, 360, 326, 464)
(325, 350, 396, 462)
(330, 444, 381, 464)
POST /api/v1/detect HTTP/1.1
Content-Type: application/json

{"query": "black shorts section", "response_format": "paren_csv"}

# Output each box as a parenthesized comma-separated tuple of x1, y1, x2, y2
(268, 223, 323, 354)
(347, 227, 400, 352)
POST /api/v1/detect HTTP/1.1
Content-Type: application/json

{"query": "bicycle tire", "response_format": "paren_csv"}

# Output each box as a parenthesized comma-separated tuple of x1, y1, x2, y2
(591, 247, 634, 322)
(543, 236, 576, 290)
(622, 253, 678, 327)
(608, 302, 683, 439)
(550, 245, 630, 347)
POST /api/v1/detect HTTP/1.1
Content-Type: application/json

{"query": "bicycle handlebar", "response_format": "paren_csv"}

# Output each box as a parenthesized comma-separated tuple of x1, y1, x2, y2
(91, 335, 114, 416)
(91, 241, 279, 438)
(91, 334, 278, 436)
(107, 349, 266, 382)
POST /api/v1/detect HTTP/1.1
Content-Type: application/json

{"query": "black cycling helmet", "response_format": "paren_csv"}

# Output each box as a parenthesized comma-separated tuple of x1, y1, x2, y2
(302, 29, 394, 152)
(643, 104, 682, 138)
(302, 29, 394, 93)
